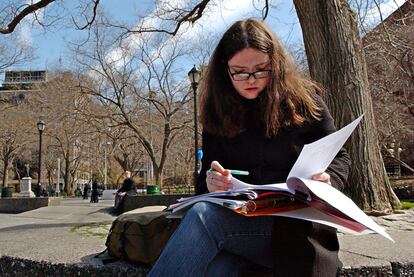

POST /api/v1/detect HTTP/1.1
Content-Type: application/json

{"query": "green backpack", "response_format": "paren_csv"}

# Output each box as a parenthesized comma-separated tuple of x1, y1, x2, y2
(105, 206, 180, 266)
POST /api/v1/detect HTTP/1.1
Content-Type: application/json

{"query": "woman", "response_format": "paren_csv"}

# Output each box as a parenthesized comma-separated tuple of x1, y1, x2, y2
(148, 18, 350, 277)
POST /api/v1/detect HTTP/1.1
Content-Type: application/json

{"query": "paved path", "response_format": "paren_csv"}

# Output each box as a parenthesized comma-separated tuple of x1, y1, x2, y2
(339, 211, 414, 267)
(0, 198, 413, 275)
(0, 199, 115, 266)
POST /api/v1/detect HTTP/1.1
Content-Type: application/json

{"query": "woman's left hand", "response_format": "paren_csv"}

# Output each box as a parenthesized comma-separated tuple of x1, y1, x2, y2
(311, 172, 331, 185)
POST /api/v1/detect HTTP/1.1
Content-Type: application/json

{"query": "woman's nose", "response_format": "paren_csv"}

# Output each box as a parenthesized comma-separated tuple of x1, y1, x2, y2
(247, 75, 256, 84)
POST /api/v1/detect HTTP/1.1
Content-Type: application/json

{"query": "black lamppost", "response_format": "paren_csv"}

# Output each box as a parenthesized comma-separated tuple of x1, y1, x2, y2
(37, 119, 45, 197)
(188, 65, 201, 185)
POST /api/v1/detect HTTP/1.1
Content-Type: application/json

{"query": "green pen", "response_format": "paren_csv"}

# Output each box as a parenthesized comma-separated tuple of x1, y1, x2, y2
(209, 168, 249, 176)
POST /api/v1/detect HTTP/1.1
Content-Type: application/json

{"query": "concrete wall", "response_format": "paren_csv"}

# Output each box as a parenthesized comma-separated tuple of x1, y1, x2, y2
(122, 194, 192, 213)
(0, 197, 60, 213)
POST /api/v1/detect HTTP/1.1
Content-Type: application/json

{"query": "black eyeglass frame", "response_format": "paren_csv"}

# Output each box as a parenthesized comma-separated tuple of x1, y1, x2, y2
(227, 68, 272, 81)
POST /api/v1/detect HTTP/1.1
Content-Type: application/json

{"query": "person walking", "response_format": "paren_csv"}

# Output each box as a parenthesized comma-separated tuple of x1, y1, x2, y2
(83, 183, 89, 200)
(90, 180, 99, 203)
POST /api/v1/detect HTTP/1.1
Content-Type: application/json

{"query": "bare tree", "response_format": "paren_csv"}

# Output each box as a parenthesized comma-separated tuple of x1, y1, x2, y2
(110, 131, 146, 175)
(0, 105, 33, 188)
(75, 26, 193, 187)
(30, 71, 96, 194)
(0, 37, 33, 70)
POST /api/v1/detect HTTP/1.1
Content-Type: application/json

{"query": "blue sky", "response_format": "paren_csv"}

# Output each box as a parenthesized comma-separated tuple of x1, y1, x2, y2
(9, 0, 302, 71)
(20, 0, 153, 70)
(1, 0, 406, 78)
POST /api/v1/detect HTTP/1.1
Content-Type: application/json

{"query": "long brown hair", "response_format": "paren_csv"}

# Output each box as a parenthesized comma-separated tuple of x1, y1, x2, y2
(199, 18, 322, 138)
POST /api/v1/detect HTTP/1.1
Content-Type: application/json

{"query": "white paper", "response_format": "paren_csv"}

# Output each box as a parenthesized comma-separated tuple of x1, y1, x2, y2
(232, 177, 292, 193)
(171, 196, 246, 214)
(290, 177, 393, 241)
(271, 207, 374, 236)
(288, 114, 363, 179)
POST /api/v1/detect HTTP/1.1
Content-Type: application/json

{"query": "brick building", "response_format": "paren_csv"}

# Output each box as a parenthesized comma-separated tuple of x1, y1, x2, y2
(363, 0, 414, 176)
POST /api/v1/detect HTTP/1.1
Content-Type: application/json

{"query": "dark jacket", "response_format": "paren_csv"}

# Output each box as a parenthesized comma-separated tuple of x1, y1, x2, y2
(117, 178, 137, 193)
(197, 96, 351, 276)
(92, 182, 99, 191)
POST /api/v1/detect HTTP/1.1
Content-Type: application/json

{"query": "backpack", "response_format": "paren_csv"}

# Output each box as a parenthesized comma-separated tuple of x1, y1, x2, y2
(104, 205, 180, 266)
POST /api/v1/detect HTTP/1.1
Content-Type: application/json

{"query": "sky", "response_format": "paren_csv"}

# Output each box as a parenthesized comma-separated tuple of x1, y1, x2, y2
(1, 0, 407, 80)
(6, 1, 302, 71)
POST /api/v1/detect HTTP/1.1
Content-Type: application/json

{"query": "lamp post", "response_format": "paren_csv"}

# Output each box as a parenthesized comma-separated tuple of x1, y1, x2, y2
(104, 141, 111, 190)
(56, 158, 61, 195)
(104, 145, 108, 189)
(188, 65, 201, 186)
(37, 119, 45, 197)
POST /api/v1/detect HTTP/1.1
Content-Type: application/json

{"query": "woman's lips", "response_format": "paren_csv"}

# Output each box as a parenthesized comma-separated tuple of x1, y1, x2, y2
(245, 87, 257, 92)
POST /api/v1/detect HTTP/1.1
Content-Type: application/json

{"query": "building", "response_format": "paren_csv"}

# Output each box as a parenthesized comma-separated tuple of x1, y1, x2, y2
(363, 0, 414, 176)
(2, 70, 47, 89)
(0, 70, 47, 104)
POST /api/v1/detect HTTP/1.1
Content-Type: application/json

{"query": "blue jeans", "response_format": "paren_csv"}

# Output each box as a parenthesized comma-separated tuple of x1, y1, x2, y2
(147, 202, 275, 277)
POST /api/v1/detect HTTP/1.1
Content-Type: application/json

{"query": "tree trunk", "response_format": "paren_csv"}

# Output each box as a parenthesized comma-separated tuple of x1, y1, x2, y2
(293, 0, 400, 212)
(153, 163, 163, 188)
(2, 157, 9, 188)
(64, 156, 71, 194)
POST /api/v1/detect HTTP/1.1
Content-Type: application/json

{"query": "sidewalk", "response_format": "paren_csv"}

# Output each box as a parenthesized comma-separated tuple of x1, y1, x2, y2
(0, 198, 413, 276)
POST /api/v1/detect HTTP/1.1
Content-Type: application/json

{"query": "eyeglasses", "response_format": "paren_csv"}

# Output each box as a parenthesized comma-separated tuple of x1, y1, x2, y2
(228, 69, 272, 81)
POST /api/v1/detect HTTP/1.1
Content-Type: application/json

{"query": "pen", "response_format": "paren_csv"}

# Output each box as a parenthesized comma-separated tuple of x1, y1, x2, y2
(209, 168, 249, 176)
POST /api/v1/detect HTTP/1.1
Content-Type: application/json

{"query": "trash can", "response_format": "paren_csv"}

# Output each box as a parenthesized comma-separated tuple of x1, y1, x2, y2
(146, 185, 160, 195)
(1, 187, 14, 198)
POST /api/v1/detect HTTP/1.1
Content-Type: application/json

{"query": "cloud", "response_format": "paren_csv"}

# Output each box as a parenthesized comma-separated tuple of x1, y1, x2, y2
(16, 23, 33, 49)
(15, 0, 50, 52)
(104, 0, 262, 70)
(362, 0, 407, 27)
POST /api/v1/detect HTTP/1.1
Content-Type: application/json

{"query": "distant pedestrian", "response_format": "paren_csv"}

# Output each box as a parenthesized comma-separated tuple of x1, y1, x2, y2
(90, 181, 99, 203)
(83, 184, 89, 200)
(117, 171, 137, 194)
(114, 171, 137, 213)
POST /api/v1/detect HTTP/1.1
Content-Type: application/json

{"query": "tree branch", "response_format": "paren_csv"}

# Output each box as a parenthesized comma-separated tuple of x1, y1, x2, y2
(124, 0, 211, 36)
(0, 0, 55, 34)
(262, 0, 269, 20)
(72, 0, 101, 30)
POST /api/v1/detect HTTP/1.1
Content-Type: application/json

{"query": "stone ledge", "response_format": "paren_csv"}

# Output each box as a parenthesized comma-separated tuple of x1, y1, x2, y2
(122, 194, 192, 213)
(0, 197, 61, 213)
(339, 261, 414, 277)
(391, 261, 414, 276)
(0, 256, 148, 277)
(0, 256, 412, 277)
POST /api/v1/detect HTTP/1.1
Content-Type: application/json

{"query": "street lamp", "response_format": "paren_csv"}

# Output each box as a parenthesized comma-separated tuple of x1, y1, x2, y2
(104, 141, 111, 190)
(37, 119, 45, 197)
(188, 65, 201, 186)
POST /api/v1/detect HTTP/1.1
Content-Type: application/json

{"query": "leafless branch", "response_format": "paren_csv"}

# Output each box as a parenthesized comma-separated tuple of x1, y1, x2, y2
(0, 0, 55, 34)
(262, 0, 269, 20)
(72, 0, 100, 30)
(115, 0, 211, 37)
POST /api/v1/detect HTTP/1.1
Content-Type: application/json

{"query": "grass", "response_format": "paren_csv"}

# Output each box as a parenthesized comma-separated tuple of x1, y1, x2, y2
(70, 222, 112, 239)
(399, 201, 414, 210)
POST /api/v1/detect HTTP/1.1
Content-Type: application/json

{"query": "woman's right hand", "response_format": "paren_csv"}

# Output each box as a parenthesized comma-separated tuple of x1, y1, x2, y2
(206, 161, 233, 192)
